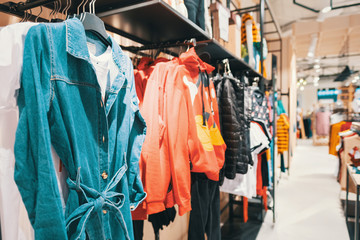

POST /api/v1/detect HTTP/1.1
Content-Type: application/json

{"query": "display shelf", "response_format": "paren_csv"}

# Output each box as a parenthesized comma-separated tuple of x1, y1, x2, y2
(97, 0, 211, 44)
(196, 39, 264, 79)
(338, 85, 355, 114)
(0, 0, 264, 79)
(96, 0, 264, 79)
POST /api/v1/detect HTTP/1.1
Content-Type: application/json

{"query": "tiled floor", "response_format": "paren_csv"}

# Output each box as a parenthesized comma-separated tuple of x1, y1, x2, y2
(256, 139, 349, 240)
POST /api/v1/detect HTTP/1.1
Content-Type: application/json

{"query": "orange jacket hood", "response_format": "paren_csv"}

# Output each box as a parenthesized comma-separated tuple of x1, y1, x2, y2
(177, 48, 215, 74)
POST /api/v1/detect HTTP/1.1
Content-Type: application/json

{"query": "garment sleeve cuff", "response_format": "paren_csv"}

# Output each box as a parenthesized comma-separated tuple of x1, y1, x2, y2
(146, 202, 166, 215)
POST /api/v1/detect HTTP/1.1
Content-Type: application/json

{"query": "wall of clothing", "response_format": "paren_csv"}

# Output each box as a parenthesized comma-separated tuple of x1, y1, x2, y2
(330, 120, 360, 194)
(0, 1, 279, 240)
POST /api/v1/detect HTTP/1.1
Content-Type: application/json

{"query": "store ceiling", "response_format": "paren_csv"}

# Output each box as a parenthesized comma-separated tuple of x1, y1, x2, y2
(268, 0, 360, 30)
(267, 0, 360, 83)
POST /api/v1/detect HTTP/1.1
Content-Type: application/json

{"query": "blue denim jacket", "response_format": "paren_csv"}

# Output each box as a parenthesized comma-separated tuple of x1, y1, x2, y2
(14, 18, 146, 240)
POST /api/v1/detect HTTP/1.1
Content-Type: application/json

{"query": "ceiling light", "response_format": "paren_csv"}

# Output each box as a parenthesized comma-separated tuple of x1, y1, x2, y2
(303, 80, 307, 85)
(321, 6, 332, 13)
(352, 79, 357, 83)
(355, 76, 360, 80)
(314, 64, 320, 69)
(300, 86, 305, 91)
(314, 82, 319, 87)
(297, 82, 300, 86)
(299, 78, 304, 83)
(307, 34, 318, 59)
(314, 59, 320, 63)
(314, 76, 320, 82)
(316, 69, 321, 73)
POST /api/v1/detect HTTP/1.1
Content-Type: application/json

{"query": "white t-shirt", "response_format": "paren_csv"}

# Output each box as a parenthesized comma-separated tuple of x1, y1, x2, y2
(220, 122, 270, 198)
(0, 22, 38, 240)
(88, 45, 112, 100)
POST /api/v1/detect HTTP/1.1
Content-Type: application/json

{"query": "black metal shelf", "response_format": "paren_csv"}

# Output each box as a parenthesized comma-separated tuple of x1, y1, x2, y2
(97, 0, 211, 44)
(0, 0, 265, 78)
(196, 39, 264, 79)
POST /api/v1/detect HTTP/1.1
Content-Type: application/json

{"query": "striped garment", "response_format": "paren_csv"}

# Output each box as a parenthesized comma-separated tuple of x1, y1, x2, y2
(277, 113, 289, 154)
(241, 13, 261, 44)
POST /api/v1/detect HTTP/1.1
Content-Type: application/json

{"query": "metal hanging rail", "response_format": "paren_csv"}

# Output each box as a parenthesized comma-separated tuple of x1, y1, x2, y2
(0, 1, 49, 22)
(230, 0, 283, 224)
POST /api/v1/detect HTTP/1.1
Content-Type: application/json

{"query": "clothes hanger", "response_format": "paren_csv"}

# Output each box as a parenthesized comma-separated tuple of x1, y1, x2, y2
(18, 1, 28, 23)
(63, 0, 71, 19)
(35, 6, 42, 22)
(48, 1, 55, 22)
(222, 59, 240, 83)
(252, 79, 257, 87)
(51, 0, 64, 22)
(22, 9, 28, 22)
(77, 0, 111, 47)
(25, 8, 32, 22)
(211, 63, 222, 81)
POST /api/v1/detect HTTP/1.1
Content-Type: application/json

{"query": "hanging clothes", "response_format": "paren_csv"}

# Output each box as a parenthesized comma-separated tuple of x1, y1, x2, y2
(316, 110, 331, 136)
(134, 57, 169, 107)
(188, 173, 220, 240)
(215, 76, 252, 180)
(14, 19, 146, 240)
(277, 113, 290, 154)
(133, 48, 226, 220)
(0, 22, 39, 240)
(339, 134, 360, 191)
(184, 0, 205, 30)
(265, 92, 274, 135)
(303, 117, 312, 138)
(329, 121, 346, 156)
(277, 99, 287, 115)
(132, 61, 175, 220)
(220, 121, 270, 199)
(240, 13, 260, 44)
(250, 87, 271, 130)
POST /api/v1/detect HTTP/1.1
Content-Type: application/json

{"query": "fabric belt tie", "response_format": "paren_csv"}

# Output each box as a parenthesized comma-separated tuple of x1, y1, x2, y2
(65, 164, 129, 240)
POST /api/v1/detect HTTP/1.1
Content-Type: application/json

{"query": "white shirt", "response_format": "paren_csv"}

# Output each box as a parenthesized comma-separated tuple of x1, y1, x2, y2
(89, 45, 112, 99)
(87, 42, 119, 102)
(220, 122, 270, 198)
(0, 22, 38, 240)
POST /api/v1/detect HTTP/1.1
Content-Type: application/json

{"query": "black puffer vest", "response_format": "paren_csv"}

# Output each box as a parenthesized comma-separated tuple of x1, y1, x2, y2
(214, 76, 252, 184)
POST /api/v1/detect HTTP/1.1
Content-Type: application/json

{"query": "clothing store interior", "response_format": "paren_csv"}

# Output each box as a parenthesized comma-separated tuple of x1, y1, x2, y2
(1, 0, 360, 239)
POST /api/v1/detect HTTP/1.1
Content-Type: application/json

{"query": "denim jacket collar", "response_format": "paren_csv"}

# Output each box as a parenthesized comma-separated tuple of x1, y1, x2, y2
(65, 18, 129, 113)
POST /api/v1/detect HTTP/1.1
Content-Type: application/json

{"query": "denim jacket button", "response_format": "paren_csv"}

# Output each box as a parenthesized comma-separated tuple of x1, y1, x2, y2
(130, 206, 135, 210)
(102, 210, 107, 214)
(102, 136, 105, 142)
(101, 171, 108, 180)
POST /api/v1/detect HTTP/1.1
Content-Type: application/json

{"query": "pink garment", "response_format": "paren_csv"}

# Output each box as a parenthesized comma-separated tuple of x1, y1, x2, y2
(316, 111, 331, 136)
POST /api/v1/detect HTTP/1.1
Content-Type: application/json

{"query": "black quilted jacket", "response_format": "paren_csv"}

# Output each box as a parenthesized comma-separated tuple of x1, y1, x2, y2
(214, 77, 252, 184)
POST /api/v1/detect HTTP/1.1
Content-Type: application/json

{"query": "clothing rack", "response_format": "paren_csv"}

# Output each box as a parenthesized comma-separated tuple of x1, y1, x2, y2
(121, 39, 197, 52)
(224, 0, 280, 224)
(0, 0, 281, 235)
(120, 39, 201, 58)
(0, 1, 49, 22)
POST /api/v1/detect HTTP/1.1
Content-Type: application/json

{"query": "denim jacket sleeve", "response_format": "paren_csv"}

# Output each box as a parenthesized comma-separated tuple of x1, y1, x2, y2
(14, 25, 67, 239)
(125, 65, 147, 210)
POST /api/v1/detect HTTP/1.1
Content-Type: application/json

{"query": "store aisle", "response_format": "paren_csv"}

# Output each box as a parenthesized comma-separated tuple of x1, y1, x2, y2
(257, 139, 349, 240)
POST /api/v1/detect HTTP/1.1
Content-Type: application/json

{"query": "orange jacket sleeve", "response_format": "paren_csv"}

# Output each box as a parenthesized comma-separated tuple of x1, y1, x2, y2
(135, 64, 172, 217)
(165, 64, 193, 216)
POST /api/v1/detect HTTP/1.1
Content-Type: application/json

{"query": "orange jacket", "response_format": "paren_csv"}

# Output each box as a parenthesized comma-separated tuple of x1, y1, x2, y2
(134, 57, 168, 107)
(172, 48, 226, 180)
(133, 49, 226, 219)
(132, 62, 173, 220)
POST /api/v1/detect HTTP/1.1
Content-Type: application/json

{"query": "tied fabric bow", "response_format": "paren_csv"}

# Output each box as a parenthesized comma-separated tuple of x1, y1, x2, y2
(65, 164, 130, 240)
